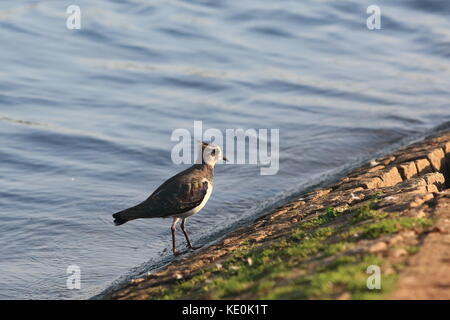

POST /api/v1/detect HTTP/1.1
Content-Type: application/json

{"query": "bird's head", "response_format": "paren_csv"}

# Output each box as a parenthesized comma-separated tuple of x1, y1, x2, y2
(199, 141, 227, 167)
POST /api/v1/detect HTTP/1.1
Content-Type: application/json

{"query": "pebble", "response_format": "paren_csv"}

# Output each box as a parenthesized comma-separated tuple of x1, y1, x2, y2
(131, 277, 145, 284)
(391, 248, 407, 258)
(336, 292, 351, 300)
(370, 160, 379, 167)
(388, 234, 404, 245)
(411, 210, 426, 218)
(369, 241, 387, 253)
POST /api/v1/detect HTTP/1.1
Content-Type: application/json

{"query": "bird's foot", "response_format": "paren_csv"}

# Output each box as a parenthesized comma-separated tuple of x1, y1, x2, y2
(187, 244, 202, 251)
(173, 248, 190, 256)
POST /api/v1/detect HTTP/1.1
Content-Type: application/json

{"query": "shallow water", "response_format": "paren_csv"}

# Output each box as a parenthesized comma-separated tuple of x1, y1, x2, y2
(1, 0, 449, 299)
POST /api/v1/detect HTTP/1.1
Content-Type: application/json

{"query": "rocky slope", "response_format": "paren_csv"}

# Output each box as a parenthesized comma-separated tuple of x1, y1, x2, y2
(102, 129, 450, 300)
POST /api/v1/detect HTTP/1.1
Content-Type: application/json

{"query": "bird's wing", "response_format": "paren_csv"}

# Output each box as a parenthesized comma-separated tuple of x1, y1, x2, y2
(144, 176, 209, 217)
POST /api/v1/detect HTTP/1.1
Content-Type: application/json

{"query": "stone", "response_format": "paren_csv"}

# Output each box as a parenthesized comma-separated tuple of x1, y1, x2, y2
(384, 267, 396, 275)
(269, 209, 288, 220)
(426, 148, 446, 171)
(369, 160, 379, 167)
(444, 142, 450, 154)
(290, 201, 305, 209)
(336, 292, 351, 300)
(381, 191, 424, 212)
(401, 230, 417, 239)
(388, 234, 404, 245)
(423, 172, 445, 186)
(376, 155, 396, 165)
(397, 162, 417, 180)
(415, 159, 432, 174)
(174, 273, 183, 280)
(401, 177, 427, 189)
(335, 181, 363, 192)
(304, 189, 332, 202)
(410, 193, 434, 208)
(361, 177, 383, 189)
(130, 278, 145, 284)
(409, 210, 427, 218)
(394, 150, 428, 164)
(379, 167, 403, 187)
(369, 241, 387, 253)
(367, 165, 385, 173)
(391, 248, 407, 258)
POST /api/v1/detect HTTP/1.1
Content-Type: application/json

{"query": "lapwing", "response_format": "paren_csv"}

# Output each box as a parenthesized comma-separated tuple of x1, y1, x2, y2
(112, 142, 227, 256)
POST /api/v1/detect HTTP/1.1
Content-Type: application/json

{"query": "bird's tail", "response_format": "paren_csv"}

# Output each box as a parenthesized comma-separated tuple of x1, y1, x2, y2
(112, 204, 145, 226)
(112, 210, 129, 226)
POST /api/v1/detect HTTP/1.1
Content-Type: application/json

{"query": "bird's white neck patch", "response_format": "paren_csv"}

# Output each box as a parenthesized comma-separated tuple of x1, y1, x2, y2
(196, 143, 221, 167)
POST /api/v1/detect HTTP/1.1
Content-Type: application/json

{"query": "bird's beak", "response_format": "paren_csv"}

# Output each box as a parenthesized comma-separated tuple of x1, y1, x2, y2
(223, 156, 228, 162)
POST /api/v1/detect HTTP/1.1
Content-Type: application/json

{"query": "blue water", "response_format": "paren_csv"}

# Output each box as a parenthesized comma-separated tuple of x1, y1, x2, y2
(1, 0, 449, 299)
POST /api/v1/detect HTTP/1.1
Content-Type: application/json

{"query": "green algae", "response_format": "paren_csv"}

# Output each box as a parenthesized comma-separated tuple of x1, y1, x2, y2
(156, 202, 433, 300)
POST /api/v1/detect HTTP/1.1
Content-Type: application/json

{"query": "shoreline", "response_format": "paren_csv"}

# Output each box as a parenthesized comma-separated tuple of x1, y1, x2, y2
(98, 128, 450, 300)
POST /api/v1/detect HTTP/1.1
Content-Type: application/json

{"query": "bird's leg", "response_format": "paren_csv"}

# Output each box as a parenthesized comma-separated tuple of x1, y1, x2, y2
(180, 218, 193, 248)
(171, 218, 181, 256)
(181, 218, 202, 250)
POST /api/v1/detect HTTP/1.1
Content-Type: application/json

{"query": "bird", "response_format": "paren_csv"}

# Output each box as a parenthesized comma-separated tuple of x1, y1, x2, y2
(112, 142, 227, 256)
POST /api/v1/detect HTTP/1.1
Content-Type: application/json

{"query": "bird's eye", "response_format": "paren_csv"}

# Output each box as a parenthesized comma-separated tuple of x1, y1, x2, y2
(211, 149, 216, 156)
